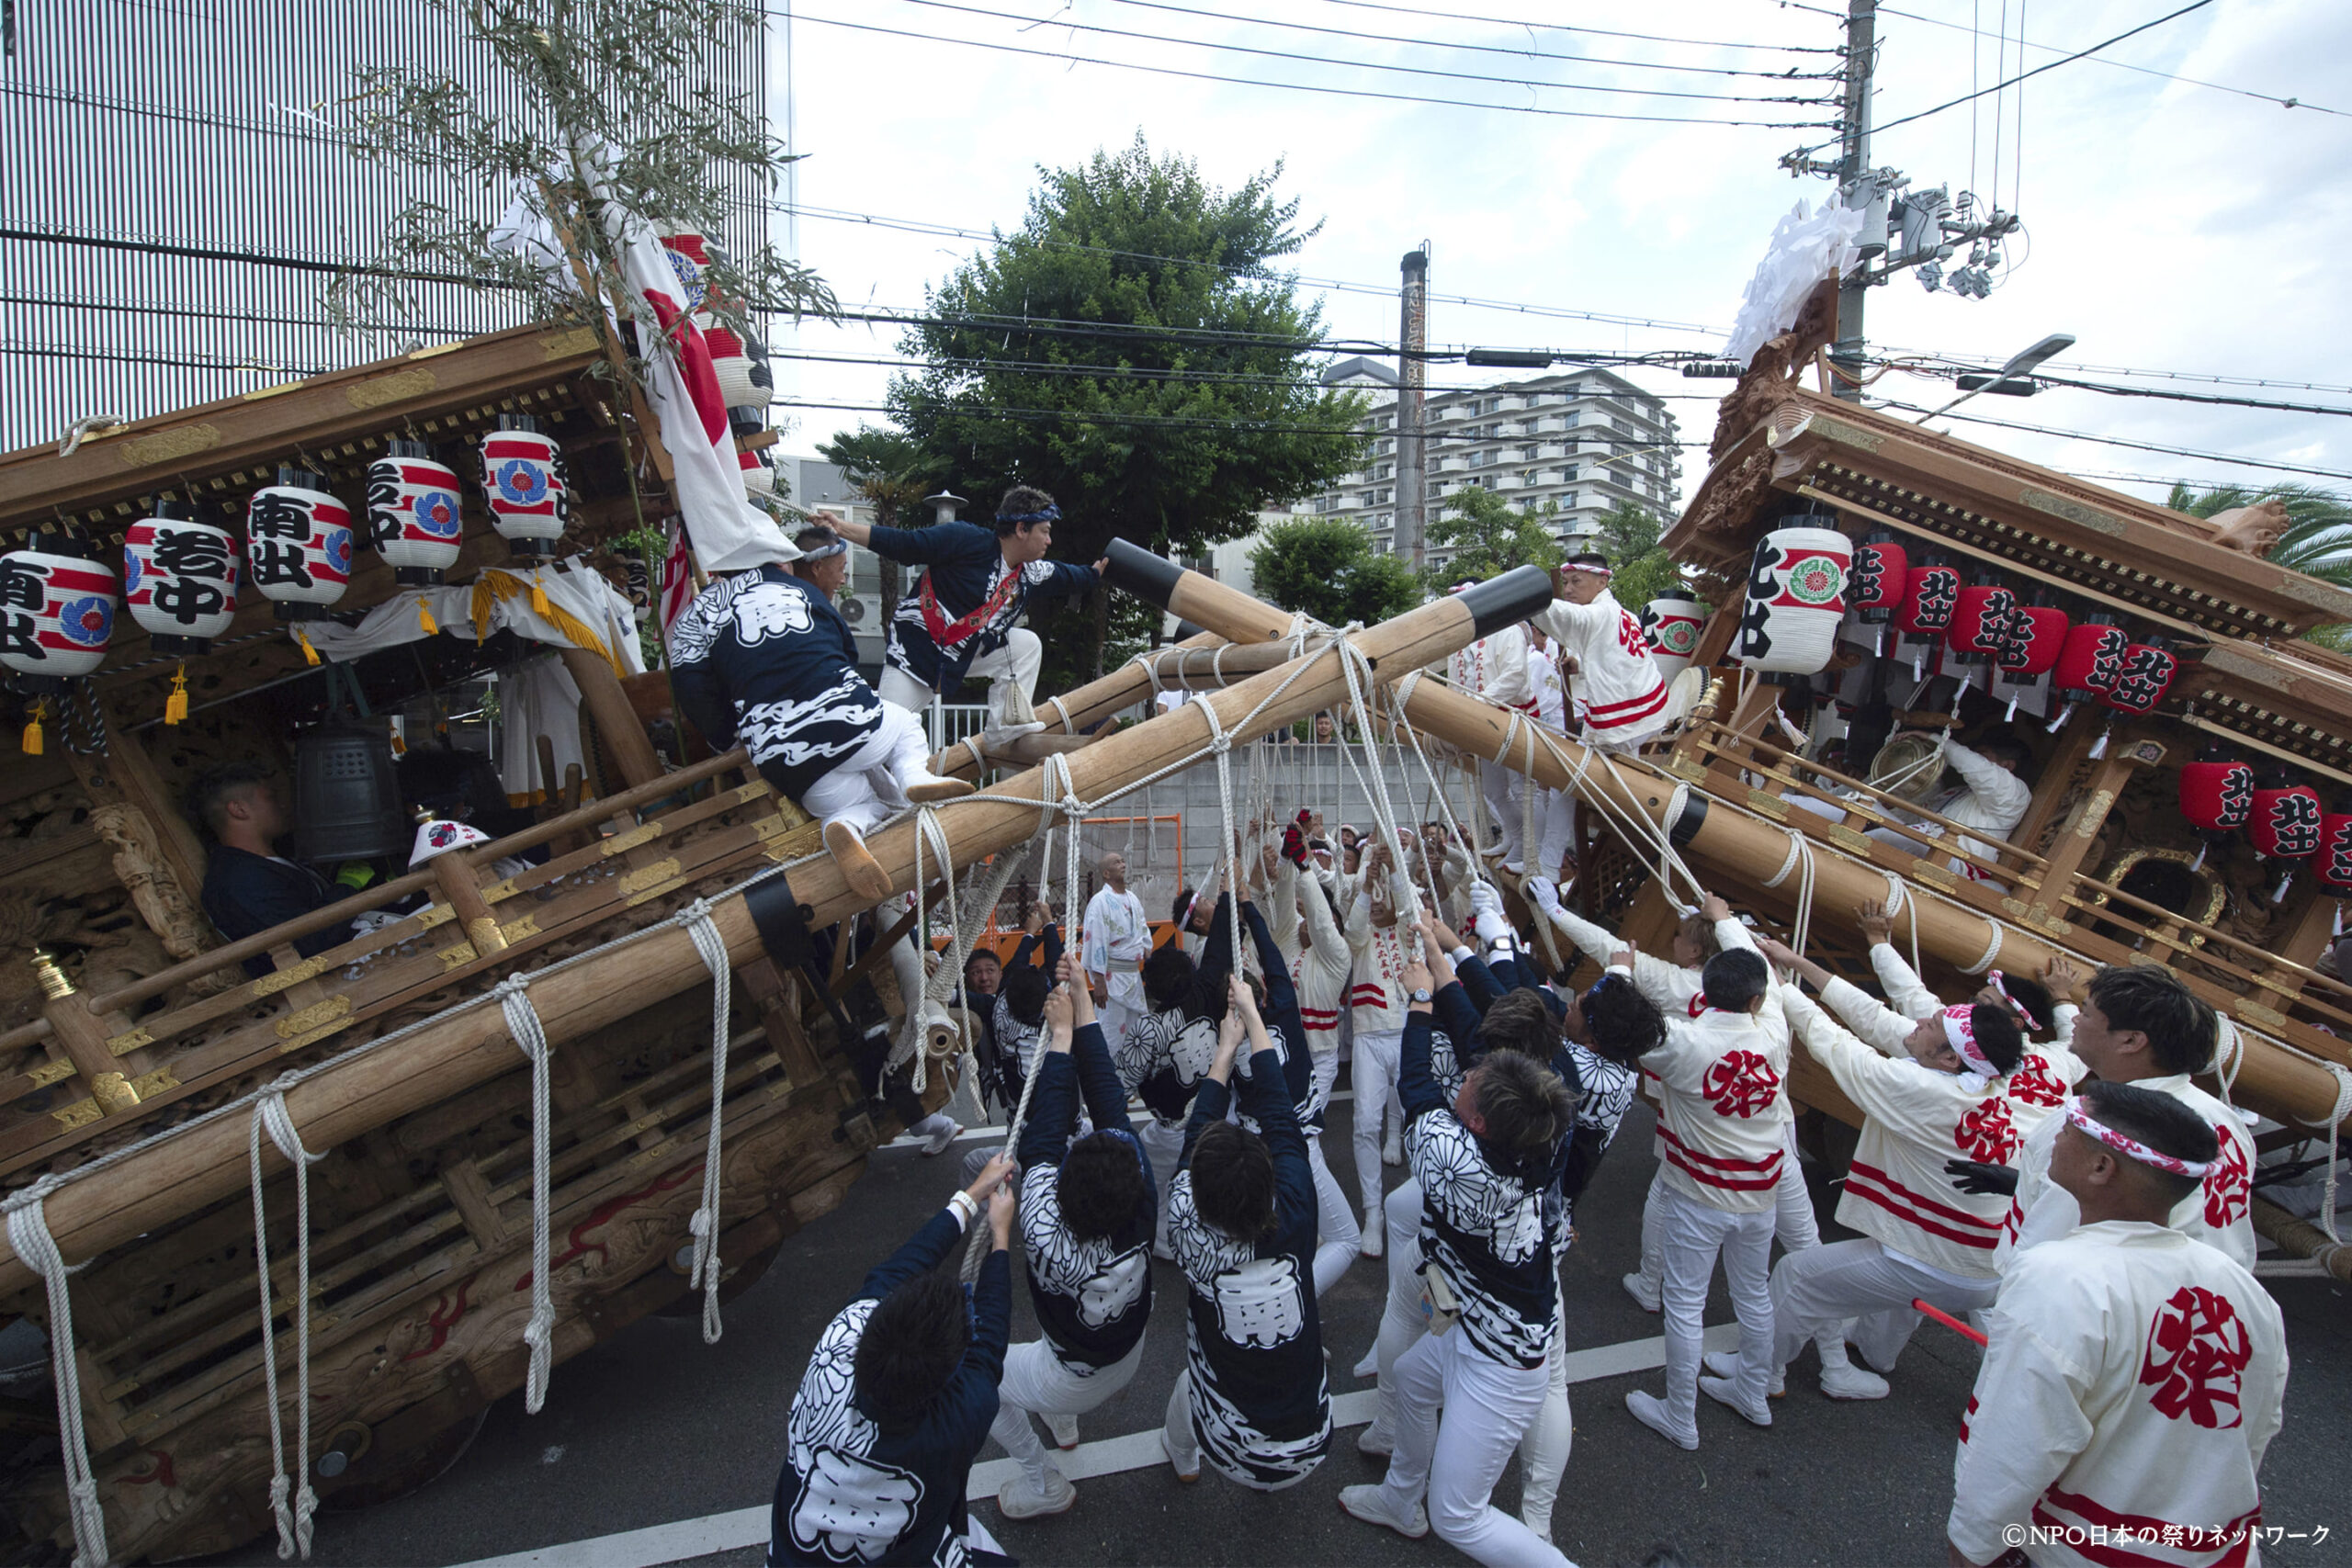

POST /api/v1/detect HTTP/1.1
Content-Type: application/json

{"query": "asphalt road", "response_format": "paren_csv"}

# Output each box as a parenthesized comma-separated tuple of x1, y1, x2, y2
(208, 1096, 2352, 1568)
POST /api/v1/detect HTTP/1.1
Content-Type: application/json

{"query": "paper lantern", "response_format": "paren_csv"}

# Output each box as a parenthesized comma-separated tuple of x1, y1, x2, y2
(740, 446, 775, 499)
(2100, 635, 2177, 715)
(0, 529, 115, 682)
(2178, 750, 2254, 835)
(1850, 529, 1906, 623)
(1894, 558, 1959, 637)
(1996, 601, 2070, 677)
(1736, 523, 1849, 679)
(481, 417, 567, 558)
(658, 229, 713, 310)
(410, 816, 492, 867)
(244, 468, 352, 619)
(2249, 775, 2320, 860)
(124, 502, 236, 652)
(701, 317, 774, 411)
(367, 439, 465, 585)
(2052, 615, 2126, 699)
(1945, 579, 2018, 668)
(1641, 589, 1705, 685)
(2316, 796, 2352, 896)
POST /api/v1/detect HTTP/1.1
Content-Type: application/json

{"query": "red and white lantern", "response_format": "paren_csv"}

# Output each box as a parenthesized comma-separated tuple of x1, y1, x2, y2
(1736, 523, 1849, 680)
(1945, 579, 2018, 669)
(2100, 636, 2178, 716)
(124, 501, 237, 652)
(481, 417, 567, 558)
(2315, 796, 2352, 899)
(740, 446, 775, 500)
(702, 317, 774, 412)
(1642, 590, 1705, 686)
(367, 439, 465, 585)
(244, 467, 353, 619)
(1894, 558, 1960, 638)
(1850, 529, 1906, 624)
(657, 229, 713, 310)
(2047, 614, 2127, 733)
(2179, 746, 2254, 870)
(1997, 602, 2070, 679)
(0, 530, 115, 682)
(2250, 773, 2322, 901)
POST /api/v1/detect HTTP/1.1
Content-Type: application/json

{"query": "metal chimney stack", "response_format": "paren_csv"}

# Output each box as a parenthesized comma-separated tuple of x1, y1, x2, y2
(1397, 247, 1430, 573)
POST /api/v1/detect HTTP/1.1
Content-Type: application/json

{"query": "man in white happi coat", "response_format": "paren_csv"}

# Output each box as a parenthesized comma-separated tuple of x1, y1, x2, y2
(1445, 591, 1535, 871)
(1083, 849, 1153, 1049)
(1947, 1079, 2286, 1568)
(1540, 552, 1672, 753)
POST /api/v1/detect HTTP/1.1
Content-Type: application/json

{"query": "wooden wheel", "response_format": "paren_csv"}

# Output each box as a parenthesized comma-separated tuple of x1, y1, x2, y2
(320, 1405, 488, 1513)
(653, 1237, 784, 1316)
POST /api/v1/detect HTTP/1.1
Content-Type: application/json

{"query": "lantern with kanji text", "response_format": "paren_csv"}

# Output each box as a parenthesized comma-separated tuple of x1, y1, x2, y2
(481, 416, 567, 558)
(244, 468, 353, 619)
(124, 501, 236, 652)
(368, 439, 465, 585)
(3, 528, 116, 753)
(1892, 553, 1958, 676)
(2178, 745, 2254, 870)
(1944, 573, 2018, 676)
(1735, 521, 1849, 681)
(2315, 793, 2352, 900)
(1641, 589, 1705, 686)
(2047, 614, 2126, 732)
(2100, 635, 2177, 716)
(2249, 771, 2322, 902)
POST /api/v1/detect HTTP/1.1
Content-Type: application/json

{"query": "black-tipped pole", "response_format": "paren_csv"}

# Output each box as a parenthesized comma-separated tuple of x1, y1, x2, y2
(1173, 619, 1207, 640)
(1103, 537, 1184, 609)
(1457, 565, 1558, 639)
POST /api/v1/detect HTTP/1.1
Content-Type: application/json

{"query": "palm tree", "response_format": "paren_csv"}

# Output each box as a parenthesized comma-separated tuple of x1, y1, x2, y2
(817, 427, 941, 618)
(2168, 482, 2352, 649)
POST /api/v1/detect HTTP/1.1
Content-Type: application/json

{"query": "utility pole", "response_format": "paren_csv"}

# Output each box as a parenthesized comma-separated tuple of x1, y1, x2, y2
(1397, 246, 1429, 573)
(1830, 0, 1876, 403)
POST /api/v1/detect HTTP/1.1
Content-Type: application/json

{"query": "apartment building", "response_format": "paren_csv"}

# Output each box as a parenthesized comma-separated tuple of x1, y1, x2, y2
(1308, 359, 1683, 572)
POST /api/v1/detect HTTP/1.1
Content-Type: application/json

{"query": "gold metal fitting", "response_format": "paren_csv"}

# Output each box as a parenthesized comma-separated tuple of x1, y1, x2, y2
(29, 947, 75, 1000)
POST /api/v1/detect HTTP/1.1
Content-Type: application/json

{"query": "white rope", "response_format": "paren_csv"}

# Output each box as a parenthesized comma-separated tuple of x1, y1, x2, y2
(496, 974, 557, 1415)
(1883, 874, 1925, 980)
(5, 1180, 106, 1568)
(1758, 829, 1819, 960)
(681, 901, 733, 1345)
(249, 1086, 326, 1560)
(1961, 919, 2004, 976)
(1194, 694, 1248, 968)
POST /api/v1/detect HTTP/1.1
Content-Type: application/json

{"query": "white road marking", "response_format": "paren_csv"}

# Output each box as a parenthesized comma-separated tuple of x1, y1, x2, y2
(450, 1324, 1736, 1568)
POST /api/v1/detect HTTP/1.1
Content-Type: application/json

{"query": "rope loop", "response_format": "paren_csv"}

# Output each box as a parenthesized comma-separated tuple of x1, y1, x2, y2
(497, 972, 558, 1412)
(250, 1082, 324, 1560)
(682, 900, 733, 1344)
(6, 1183, 107, 1568)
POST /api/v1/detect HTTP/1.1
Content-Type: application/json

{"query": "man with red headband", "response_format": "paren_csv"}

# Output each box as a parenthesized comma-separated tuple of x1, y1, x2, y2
(823, 485, 1105, 733)
(1947, 1079, 2285, 1568)
(1540, 551, 1672, 751)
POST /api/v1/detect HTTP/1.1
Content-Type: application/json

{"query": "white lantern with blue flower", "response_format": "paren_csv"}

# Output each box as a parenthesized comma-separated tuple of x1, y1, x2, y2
(368, 439, 465, 584)
(3, 527, 116, 752)
(481, 416, 567, 558)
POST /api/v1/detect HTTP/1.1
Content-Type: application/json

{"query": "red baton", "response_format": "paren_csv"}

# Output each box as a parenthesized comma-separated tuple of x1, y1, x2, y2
(1914, 1297, 1989, 1347)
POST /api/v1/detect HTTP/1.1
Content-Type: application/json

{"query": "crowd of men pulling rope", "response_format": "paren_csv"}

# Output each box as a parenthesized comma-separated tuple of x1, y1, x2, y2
(665, 490, 2286, 1568)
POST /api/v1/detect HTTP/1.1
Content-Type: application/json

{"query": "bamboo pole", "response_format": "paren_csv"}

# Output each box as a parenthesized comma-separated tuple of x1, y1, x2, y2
(0, 569, 1549, 1294)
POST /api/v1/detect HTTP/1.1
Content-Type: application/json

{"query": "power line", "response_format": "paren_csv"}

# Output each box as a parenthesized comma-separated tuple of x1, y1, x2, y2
(1790, 0, 2219, 158)
(789, 395, 1717, 444)
(782, 7, 1836, 128)
(1876, 398, 2352, 481)
(1877, 356, 2352, 419)
(1312, 0, 1836, 55)
(1105, 0, 1838, 81)
(1875, 349, 2352, 399)
(884, 0, 1836, 105)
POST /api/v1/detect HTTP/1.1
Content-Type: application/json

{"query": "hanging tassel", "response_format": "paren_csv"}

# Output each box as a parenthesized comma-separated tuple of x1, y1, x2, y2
(1871, 626, 1883, 656)
(530, 577, 553, 619)
(417, 598, 439, 637)
(2273, 869, 2293, 904)
(294, 627, 321, 666)
(164, 665, 190, 726)
(2190, 841, 2207, 872)
(2047, 703, 2075, 734)
(21, 700, 45, 756)
(2088, 727, 2109, 761)
(2004, 694, 2019, 722)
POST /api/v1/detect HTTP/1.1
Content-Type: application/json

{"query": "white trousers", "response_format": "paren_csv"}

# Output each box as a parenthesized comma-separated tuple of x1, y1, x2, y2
(1098, 994, 1145, 1060)
(1517, 1311, 1572, 1535)
(1306, 1132, 1361, 1296)
(1478, 759, 1524, 863)
(1138, 1117, 1186, 1254)
(1367, 1177, 1425, 1438)
(989, 1337, 1147, 1489)
(1378, 1329, 1569, 1568)
(1770, 1237, 1997, 1376)
(1351, 1028, 1404, 1218)
(1637, 1136, 1850, 1371)
(879, 627, 1043, 727)
(801, 703, 933, 840)
(1537, 787, 1575, 880)
(1657, 1184, 1775, 1430)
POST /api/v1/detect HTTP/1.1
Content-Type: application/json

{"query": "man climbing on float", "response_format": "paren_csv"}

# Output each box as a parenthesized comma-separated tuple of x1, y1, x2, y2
(1533, 552, 1674, 880)
(823, 485, 1106, 736)
(667, 525, 974, 902)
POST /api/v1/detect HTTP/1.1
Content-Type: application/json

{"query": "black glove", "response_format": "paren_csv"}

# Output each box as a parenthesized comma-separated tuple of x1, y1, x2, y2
(1944, 1158, 2018, 1198)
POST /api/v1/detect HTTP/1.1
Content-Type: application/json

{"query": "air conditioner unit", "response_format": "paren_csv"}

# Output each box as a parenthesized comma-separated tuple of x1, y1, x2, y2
(838, 593, 876, 626)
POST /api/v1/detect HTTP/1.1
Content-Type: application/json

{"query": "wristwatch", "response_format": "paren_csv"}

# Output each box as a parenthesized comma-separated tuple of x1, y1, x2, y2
(1409, 987, 1434, 1004)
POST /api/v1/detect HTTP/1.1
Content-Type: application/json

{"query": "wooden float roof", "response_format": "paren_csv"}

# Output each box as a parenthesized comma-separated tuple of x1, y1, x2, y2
(1668, 380, 2352, 647)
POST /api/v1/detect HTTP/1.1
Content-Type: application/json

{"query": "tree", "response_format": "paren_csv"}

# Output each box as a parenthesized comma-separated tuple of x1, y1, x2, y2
(337, 0, 834, 399)
(817, 426, 942, 618)
(1589, 500, 1688, 613)
(888, 135, 1369, 687)
(2168, 481, 2352, 648)
(1249, 518, 1423, 628)
(1423, 486, 1563, 589)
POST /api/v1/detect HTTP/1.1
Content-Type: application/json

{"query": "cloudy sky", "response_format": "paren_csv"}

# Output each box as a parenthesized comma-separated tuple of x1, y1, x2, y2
(771, 0, 2352, 513)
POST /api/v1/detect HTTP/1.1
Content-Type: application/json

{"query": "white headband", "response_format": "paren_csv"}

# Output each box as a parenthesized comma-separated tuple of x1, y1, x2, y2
(1939, 1006, 2000, 1077)
(2064, 1097, 2211, 1179)
(1563, 561, 1612, 580)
